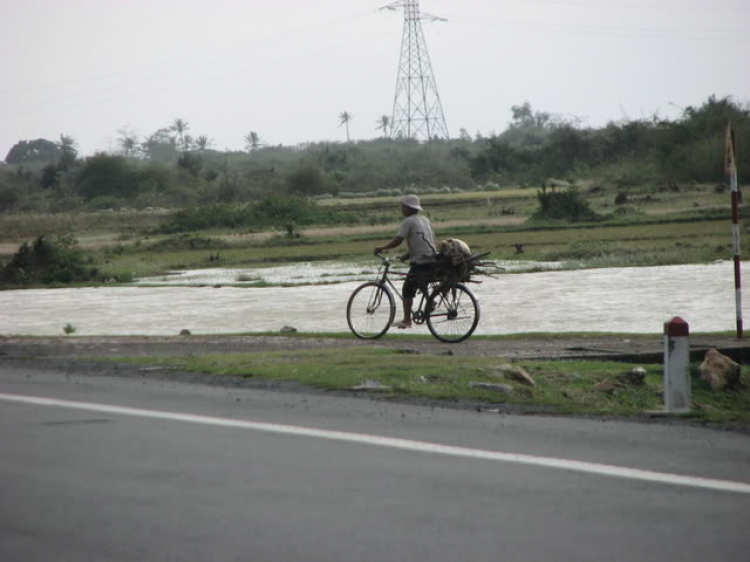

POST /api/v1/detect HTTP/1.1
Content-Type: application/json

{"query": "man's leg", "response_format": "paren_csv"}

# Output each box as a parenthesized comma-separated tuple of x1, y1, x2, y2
(402, 298, 413, 325)
(394, 274, 416, 329)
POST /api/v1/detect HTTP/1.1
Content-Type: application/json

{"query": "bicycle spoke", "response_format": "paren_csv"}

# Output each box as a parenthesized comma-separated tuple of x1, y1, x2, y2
(347, 282, 395, 339)
(426, 284, 479, 343)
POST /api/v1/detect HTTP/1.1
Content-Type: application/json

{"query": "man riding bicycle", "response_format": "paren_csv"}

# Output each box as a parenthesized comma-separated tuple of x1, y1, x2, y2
(374, 195, 437, 329)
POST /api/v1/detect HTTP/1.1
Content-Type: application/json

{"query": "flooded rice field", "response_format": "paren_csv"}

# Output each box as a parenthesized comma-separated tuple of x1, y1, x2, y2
(0, 261, 746, 337)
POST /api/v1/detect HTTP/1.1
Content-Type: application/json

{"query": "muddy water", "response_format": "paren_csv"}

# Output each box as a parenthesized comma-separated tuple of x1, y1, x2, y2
(0, 261, 746, 336)
(480, 262, 745, 335)
(132, 260, 564, 286)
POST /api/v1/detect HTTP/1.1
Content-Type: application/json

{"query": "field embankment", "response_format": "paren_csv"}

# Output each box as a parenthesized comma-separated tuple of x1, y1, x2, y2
(0, 184, 742, 284)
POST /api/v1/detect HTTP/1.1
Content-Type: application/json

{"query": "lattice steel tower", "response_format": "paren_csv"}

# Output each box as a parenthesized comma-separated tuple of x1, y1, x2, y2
(385, 0, 449, 141)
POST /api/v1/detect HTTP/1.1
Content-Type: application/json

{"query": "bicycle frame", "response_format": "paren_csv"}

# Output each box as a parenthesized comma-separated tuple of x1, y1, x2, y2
(372, 254, 439, 325)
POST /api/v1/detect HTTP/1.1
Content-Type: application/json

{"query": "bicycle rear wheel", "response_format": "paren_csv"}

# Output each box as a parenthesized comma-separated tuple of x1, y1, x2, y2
(347, 282, 396, 339)
(426, 283, 480, 343)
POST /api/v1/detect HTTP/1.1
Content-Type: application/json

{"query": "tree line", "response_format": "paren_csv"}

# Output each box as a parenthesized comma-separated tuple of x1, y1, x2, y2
(0, 96, 747, 213)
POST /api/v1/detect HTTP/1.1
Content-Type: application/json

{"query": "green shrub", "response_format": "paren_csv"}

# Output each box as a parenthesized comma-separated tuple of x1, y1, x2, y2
(88, 195, 128, 210)
(663, 137, 724, 183)
(0, 235, 99, 285)
(76, 153, 138, 200)
(160, 204, 252, 232)
(177, 152, 204, 178)
(285, 164, 336, 196)
(531, 186, 599, 222)
(135, 162, 176, 193)
(252, 195, 353, 227)
(159, 196, 355, 233)
(614, 192, 629, 205)
(0, 183, 21, 211)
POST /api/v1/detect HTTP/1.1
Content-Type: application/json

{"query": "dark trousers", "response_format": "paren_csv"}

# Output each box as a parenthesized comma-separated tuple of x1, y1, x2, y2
(403, 262, 437, 299)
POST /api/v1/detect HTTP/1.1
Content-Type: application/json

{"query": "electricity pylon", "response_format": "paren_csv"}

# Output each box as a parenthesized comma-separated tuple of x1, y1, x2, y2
(383, 0, 449, 141)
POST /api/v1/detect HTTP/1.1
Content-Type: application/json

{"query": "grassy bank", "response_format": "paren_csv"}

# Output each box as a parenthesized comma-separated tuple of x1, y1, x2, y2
(114, 347, 750, 425)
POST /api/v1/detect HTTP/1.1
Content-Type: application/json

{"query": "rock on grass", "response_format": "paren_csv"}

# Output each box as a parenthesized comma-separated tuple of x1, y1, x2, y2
(488, 364, 536, 386)
(699, 349, 741, 390)
(469, 382, 514, 394)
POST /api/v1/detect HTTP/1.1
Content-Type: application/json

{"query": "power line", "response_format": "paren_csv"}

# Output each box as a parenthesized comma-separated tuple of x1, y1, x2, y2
(521, 0, 748, 11)
(440, 12, 749, 40)
(5, 26, 393, 118)
(0, 9, 375, 97)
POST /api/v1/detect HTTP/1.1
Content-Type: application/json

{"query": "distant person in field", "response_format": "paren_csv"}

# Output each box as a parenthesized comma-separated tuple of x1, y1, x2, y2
(374, 195, 437, 329)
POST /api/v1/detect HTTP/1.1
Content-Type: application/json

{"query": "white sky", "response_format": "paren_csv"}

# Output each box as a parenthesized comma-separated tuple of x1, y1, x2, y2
(1, 0, 748, 158)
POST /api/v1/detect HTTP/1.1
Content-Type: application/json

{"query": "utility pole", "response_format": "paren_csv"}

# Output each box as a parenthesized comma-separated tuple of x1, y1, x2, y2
(383, 0, 449, 141)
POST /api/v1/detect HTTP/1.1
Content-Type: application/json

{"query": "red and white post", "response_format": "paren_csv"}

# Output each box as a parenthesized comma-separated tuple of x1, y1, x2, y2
(663, 317, 691, 413)
(726, 123, 743, 338)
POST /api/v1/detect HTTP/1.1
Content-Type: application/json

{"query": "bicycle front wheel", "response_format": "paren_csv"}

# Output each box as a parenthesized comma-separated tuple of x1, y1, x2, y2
(347, 282, 396, 339)
(426, 283, 480, 343)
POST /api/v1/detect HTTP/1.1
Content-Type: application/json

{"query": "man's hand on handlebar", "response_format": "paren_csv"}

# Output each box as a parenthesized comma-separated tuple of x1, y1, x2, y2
(374, 236, 404, 258)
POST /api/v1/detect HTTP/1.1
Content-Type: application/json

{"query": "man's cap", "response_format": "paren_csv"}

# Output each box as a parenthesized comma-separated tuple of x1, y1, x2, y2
(401, 194, 422, 211)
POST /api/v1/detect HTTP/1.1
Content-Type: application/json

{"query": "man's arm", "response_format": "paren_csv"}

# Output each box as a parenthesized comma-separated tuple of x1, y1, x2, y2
(374, 236, 404, 255)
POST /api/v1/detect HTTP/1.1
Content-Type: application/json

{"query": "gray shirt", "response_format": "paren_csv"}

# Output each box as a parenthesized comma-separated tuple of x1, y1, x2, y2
(397, 214, 436, 264)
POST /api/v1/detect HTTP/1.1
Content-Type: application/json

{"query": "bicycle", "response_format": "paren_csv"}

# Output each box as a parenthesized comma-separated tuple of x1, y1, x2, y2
(346, 253, 481, 343)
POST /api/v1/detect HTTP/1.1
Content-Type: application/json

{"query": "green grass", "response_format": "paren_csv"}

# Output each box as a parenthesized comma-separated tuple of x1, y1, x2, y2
(321, 184, 735, 223)
(0, 209, 167, 242)
(112, 348, 750, 425)
(0, 214, 727, 285)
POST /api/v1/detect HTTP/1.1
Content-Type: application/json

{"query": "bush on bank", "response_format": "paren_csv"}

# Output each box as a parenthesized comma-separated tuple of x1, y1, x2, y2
(531, 186, 600, 222)
(0, 235, 99, 285)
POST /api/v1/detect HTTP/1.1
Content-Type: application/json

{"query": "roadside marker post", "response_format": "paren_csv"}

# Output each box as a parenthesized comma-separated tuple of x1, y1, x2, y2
(726, 122, 743, 338)
(663, 317, 691, 413)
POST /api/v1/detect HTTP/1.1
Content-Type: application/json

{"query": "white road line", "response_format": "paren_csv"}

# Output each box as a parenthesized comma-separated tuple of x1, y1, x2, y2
(2, 391, 749, 495)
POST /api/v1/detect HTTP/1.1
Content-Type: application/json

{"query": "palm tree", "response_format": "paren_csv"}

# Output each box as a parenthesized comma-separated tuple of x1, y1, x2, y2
(117, 127, 140, 157)
(339, 111, 353, 142)
(182, 134, 194, 152)
(375, 115, 390, 138)
(195, 135, 212, 152)
(57, 134, 78, 170)
(170, 118, 190, 152)
(244, 131, 261, 152)
(120, 136, 138, 157)
(58, 134, 77, 154)
(142, 127, 177, 161)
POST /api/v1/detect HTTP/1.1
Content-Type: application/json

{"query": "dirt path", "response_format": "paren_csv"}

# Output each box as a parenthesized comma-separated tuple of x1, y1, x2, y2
(2, 333, 748, 362)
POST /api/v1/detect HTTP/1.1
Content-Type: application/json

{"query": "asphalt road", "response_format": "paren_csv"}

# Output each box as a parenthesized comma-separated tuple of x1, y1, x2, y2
(1, 362, 749, 562)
